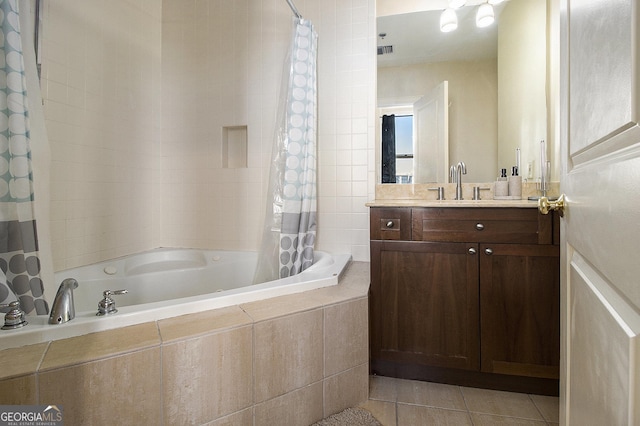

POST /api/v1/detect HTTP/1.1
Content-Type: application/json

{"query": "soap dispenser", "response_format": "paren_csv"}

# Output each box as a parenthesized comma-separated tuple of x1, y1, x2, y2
(508, 166, 522, 198)
(494, 168, 508, 197)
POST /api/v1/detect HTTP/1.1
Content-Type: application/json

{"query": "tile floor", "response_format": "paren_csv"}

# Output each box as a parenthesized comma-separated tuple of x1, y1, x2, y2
(360, 376, 560, 426)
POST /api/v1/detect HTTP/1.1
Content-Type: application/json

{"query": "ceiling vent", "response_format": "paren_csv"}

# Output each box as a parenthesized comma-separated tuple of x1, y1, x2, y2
(377, 45, 394, 55)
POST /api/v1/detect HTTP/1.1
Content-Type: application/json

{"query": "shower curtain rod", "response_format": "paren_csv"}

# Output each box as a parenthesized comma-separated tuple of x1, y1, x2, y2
(286, 0, 302, 18)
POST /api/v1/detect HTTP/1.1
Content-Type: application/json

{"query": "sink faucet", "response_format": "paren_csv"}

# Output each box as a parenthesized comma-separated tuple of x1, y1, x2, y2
(49, 278, 79, 325)
(455, 161, 467, 200)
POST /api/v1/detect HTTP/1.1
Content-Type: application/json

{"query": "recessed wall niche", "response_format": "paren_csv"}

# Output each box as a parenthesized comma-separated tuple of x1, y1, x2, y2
(222, 125, 248, 168)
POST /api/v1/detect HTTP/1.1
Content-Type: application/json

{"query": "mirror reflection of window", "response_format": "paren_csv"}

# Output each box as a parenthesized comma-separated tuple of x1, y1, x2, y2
(381, 114, 414, 184)
(394, 115, 413, 183)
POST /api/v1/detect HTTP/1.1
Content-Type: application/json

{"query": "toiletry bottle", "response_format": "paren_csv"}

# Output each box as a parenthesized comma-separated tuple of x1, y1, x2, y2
(494, 168, 509, 198)
(508, 166, 522, 198)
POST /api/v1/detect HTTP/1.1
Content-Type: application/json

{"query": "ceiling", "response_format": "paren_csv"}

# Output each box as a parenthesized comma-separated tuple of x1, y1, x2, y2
(376, 1, 508, 68)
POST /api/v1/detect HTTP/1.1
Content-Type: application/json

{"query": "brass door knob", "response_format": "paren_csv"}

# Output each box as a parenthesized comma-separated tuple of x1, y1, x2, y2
(539, 194, 565, 217)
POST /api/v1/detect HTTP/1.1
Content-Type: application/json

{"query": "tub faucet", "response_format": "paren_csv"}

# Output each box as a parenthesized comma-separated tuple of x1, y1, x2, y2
(97, 289, 128, 316)
(455, 161, 467, 200)
(49, 278, 79, 325)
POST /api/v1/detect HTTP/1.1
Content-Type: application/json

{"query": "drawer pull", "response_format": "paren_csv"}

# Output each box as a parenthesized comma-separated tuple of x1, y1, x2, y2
(485, 248, 493, 255)
(386, 221, 395, 228)
(468, 248, 477, 255)
(476, 223, 484, 231)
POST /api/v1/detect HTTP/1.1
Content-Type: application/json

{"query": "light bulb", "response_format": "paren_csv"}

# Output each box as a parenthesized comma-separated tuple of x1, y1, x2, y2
(488, 0, 504, 4)
(476, 3, 495, 27)
(440, 8, 458, 32)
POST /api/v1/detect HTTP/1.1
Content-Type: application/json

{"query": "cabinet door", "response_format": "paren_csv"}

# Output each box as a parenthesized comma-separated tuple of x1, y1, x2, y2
(370, 240, 479, 372)
(479, 244, 560, 379)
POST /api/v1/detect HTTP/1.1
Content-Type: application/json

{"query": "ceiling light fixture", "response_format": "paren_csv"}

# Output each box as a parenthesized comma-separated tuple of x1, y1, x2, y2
(488, 0, 504, 4)
(476, 3, 495, 27)
(440, 8, 458, 32)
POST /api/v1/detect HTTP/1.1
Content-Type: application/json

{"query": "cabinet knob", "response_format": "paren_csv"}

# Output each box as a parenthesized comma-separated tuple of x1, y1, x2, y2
(386, 221, 394, 228)
(485, 248, 493, 255)
(468, 248, 477, 255)
(475, 223, 484, 231)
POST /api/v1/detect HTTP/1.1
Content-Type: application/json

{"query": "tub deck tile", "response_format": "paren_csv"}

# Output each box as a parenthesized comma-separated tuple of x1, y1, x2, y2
(240, 261, 370, 323)
(0, 342, 48, 380)
(240, 290, 327, 323)
(40, 322, 160, 371)
(158, 305, 253, 343)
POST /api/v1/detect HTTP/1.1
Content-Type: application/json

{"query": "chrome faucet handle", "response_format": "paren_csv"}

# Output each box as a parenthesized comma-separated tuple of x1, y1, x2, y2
(0, 300, 28, 330)
(97, 289, 128, 316)
(428, 187, 445, 200)
(472, 186, 490, 200)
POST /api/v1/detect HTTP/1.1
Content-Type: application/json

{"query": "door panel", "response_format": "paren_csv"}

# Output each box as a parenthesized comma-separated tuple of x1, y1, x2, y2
(568, 0, 637, 155)
(413, 81, 448, 183)
(568, 254, 640, 426)
(561, 0, 640, 423)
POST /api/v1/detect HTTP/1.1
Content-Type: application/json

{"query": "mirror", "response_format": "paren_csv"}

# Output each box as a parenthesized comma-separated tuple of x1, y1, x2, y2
(376, 0, 549, 184)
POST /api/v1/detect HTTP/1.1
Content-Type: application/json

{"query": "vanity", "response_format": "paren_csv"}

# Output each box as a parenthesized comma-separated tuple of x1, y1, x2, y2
(367, 193, 560, 396)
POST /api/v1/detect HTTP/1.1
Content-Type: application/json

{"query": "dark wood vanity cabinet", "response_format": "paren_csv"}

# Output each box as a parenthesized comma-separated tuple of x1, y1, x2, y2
(369, 207, 560, 395)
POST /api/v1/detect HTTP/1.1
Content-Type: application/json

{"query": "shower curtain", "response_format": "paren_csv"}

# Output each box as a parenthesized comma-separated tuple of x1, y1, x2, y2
(254, 17, 318, 283)
(0, 0, 47, 314)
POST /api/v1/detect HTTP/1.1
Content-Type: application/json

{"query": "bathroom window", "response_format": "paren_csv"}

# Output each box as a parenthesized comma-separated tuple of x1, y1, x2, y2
(394, 115, 413, 183)
(381, 112, 414, 184)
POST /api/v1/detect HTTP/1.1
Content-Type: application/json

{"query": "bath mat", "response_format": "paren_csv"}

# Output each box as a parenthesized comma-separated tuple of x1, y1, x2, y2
(312, 407, 382, 426)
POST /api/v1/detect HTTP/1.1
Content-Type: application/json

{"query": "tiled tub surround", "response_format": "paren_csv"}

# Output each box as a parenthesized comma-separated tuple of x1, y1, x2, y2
(0, 262, 370, 426)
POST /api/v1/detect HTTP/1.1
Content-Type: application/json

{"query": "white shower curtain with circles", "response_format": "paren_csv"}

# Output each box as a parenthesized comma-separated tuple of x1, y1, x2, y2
(254, 17, 318, 283)
(0, 0, 47, 315)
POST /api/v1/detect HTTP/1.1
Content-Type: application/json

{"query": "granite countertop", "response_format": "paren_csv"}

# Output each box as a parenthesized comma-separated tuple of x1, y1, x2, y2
(365, 199, 539, 208)
(368, 182, 558, 209)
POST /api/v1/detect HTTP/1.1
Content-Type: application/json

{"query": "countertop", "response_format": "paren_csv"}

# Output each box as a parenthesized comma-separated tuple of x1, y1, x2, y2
(366, 199, 540, 208)
(368, 182, 559, 209)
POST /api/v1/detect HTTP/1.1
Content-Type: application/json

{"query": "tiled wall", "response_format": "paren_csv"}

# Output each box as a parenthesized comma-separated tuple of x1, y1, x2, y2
(40, 0, 163, 270)
(39, 0, 375, 274)
(0, 262, 370, 425)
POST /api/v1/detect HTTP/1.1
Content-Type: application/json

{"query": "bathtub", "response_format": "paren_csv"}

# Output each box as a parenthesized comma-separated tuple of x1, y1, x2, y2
(1, 248, 351, 350)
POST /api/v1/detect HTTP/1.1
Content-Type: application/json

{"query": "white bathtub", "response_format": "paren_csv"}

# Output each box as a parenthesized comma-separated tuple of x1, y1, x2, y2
(1, 248, 351, 350)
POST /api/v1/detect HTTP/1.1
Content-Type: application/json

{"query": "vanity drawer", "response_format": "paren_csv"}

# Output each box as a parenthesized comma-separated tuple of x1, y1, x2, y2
(370, 207, 412, 240)
(412, 208, 552, 244)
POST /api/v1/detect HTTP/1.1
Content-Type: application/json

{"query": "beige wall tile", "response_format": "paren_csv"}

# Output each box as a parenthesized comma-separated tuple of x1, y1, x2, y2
(40, 322, 160, 371)
(398, 403, 473, 425)
(38, 348, 162, 425)
(254, 309, 323, 402)
(0, 343, 48, 380)
(324, 297, 368, 376)
(158, 305, 252, 343)
(396, 379, 467, 410)
(162, 325, 253, 424)
(324, 363, 369, 417)
(0, 375, 37, 405)
(254, 382, 323, 426)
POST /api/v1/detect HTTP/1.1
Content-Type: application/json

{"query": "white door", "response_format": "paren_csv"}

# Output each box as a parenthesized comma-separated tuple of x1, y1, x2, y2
(560, 0, 640, 424)
(413, 81, 448, 183)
